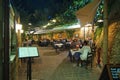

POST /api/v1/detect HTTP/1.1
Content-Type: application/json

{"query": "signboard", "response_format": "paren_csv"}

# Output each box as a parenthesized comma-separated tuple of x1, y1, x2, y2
(18, 47, 39, 58)
(99, 64, 120, 80)
(108, 64, 120, 80)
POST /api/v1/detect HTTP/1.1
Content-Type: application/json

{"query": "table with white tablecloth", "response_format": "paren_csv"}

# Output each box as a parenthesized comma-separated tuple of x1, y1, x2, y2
(54, 43, 63, 48)
(68, 49, 81, 62)
(54, 43, 64, 53)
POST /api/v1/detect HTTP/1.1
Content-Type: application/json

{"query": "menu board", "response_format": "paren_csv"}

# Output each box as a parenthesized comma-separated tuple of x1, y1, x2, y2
(99, 64, 120, 80)
(19, 47, 39, 58)
(108, 64, 120, 80)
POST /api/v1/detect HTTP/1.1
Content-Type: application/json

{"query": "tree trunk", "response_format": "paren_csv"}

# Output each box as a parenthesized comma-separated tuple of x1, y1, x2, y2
(103, 0, 109, 65)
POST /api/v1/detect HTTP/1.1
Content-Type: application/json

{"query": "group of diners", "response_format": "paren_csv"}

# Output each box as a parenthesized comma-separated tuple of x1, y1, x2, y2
(52, 39, 71, 51)
(52, 38, 94, 50)
(36, 37, 95, 66)
(22, 37, 95, 67)
(52, 38, 82, 48)
(51, 38, 95, 68)
(37, 39, 50, 47)
(68, 39, 95, 67)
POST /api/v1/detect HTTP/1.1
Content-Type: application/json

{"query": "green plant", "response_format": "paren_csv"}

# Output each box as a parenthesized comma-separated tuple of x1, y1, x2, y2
(66, 29, 75, 38)
(94, 27, 103, 40)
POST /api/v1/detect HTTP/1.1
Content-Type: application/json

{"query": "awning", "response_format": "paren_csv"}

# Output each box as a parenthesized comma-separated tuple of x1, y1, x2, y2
(66, 24, 81, 29)
(76, 0, 101, 27)
(33, 24, 81, 34)
(52, 24, 81, 31)
(34, 30, 50, 34)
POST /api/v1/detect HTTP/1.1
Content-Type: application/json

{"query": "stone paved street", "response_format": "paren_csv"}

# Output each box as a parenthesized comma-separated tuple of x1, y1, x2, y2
(18, 45, 101, 80)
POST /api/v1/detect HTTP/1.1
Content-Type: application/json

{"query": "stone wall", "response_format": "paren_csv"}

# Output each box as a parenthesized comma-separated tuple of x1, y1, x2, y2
(94, 0, 120, 65)
(108, 0, 120, 64)
(109, 22, 120, 64)
(94, 22, 120, 65)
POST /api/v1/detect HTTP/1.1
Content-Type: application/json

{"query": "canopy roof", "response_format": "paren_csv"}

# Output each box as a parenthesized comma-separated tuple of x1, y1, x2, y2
(33, 24, 80, 34)
(76, 0, 101, 27)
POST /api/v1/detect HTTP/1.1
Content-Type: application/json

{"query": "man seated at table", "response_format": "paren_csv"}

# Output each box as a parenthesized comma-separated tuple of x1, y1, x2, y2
(79, 40, 91, 66)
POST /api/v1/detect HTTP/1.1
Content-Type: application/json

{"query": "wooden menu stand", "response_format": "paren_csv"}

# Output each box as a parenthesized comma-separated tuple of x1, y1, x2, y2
(18, 47, 39, 80)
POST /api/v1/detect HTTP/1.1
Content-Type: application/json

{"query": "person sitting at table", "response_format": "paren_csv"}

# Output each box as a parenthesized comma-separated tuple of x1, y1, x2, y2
(79, 40, 91, 66)
(68, 44, 81, 62)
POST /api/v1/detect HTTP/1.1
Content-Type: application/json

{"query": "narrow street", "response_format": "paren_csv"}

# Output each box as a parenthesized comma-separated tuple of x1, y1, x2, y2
(18, 45, 101, 80)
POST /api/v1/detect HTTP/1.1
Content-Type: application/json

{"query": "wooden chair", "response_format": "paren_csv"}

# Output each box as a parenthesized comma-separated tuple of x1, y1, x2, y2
(81, 52, 93, 69)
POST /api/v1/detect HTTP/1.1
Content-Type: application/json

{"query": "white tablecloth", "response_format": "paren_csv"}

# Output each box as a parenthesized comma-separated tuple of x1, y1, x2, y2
(70, 49, 81, 56)
(55, 43, 63, 48)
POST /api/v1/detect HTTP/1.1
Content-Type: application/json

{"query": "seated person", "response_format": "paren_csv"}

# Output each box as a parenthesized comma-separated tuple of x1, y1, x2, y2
(80, 40, 91, 60)
(69, 41, 91, 67)
(71, 44, 80, 51)
(68, 45, 81, 62)
(79, 40, 91, 66)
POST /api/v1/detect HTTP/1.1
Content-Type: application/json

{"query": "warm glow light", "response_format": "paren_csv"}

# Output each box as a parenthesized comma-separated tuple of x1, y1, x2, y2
(85, 23, 92, 27)
(28, 23, 32, 25)
(97, 19, 103, 22)
(21, 30, 24, 33)
(81, 27, 88, 31)
(43, 26, 47, 28)
(43, 23, 52, 28)
(52, 19, 56, 23)
(30, 31, 34, 34)
(16, 24, 22, 33)
(47, 23, 51, 26)
(67, 24, 81, 29)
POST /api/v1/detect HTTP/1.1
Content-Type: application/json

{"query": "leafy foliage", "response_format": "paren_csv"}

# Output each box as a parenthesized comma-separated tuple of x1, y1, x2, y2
(94, 27, 103, 40)
(58, 0, 92, 24)
(13, 0, 93, 29)
(94, 0, 104, 23)
(66, 29, 75, 38)
(46, 0, 92, 28)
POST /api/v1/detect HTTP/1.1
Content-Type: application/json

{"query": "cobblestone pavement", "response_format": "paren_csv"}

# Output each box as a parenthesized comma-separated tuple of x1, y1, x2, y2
(18, 45, 101, 80)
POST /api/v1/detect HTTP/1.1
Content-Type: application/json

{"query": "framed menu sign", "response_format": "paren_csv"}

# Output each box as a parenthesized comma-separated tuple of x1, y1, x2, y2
(19, 47, 39, 80)
(99, 64, 120, 80)
(18, 47, 39, 58)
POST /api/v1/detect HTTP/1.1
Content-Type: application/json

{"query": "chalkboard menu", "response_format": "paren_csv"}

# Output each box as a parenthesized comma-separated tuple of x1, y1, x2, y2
(109, 64, 120, 80)
(99, 64, 120, 80)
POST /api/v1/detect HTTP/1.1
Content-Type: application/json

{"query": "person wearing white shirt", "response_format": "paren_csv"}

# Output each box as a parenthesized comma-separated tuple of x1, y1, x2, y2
(77, 40, 91, 67)
(80, 40, 91, 60)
